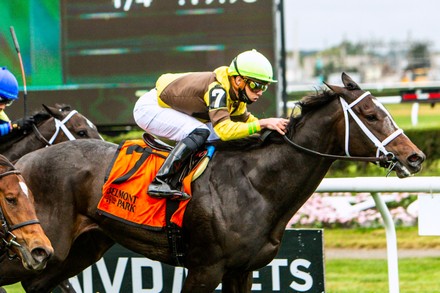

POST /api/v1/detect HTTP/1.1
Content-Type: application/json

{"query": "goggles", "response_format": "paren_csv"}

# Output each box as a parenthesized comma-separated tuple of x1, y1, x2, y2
(0, 97, 13, 106)
(245, 79, 269, 93)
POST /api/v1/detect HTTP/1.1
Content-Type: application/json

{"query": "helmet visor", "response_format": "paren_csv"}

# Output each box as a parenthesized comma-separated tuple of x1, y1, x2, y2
(245, 79, 269, 93)
(0, 96, 14, 106)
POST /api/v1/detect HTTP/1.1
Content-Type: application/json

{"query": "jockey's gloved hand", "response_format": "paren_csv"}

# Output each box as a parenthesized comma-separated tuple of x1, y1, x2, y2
(12, 116, 35, 130)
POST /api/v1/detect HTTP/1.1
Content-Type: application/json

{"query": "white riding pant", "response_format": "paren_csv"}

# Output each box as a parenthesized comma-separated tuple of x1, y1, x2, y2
(133, 89, 219, 142)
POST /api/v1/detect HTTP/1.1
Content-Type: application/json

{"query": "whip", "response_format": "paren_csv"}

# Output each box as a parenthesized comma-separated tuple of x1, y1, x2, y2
(9, 26, 27, 118)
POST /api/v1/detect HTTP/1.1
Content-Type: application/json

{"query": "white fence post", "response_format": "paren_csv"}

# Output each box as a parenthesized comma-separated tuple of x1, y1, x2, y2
(315, 176, 440, 293)
(371, 192, 399, 293)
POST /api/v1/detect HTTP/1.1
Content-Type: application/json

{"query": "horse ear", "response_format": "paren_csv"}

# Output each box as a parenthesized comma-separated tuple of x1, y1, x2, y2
(341, 72, 361, 90)
(42, 104, 64, 119)
(323, 81, 344, 95)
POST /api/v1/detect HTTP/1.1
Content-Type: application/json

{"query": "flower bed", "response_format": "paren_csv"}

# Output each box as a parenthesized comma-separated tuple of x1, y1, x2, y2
(288, 192, 418, 229)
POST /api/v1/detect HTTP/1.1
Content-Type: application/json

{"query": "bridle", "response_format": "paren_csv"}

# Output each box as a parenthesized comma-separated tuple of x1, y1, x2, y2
(283, 91, 403, 170)
(339, 91, 403, 160)
(0, 169, 40, 259)
(31, 110, 79, 146)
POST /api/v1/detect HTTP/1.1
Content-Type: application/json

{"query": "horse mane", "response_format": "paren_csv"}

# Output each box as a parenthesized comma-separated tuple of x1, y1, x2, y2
(213, 89, 338, 152)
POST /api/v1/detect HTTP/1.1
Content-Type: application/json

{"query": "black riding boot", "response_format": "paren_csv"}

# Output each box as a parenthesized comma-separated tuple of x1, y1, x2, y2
(148, 128, 210, 200)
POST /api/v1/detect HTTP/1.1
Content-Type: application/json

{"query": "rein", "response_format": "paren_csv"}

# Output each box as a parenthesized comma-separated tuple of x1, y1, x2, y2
(282, 135, 391, 164)
(0, 168, 40, 258)
(283, 91, 403, 167)
(31, 110, 79, 146)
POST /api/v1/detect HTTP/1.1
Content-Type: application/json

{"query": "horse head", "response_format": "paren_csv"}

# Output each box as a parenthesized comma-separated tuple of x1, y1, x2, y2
(40, 104, 103, 144)
(324, 72, 425, 178)
(0, 155, 53, 270)
(0, 104, 103, 162)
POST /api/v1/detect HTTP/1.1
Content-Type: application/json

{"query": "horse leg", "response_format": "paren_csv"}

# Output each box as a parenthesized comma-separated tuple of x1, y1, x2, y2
(221, 271, 252, 293)
(181, 266, 224, 293)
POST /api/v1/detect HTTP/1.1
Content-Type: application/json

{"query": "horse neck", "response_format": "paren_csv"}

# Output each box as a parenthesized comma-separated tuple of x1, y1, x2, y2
(268, 101, 344, 222)
(235, 104, 342, 230)
(0, 119, 54, 162)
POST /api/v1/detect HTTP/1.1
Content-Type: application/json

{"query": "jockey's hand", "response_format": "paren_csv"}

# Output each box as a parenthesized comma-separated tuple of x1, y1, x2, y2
(12, 116, 35, 131)
(259, 117, 290, 135)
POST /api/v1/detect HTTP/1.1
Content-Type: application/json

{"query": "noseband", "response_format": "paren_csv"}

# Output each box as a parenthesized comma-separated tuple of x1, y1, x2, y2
(283, 91, 403, 168)
(0, 169, 40, 259)
(32, 110, 79, 146)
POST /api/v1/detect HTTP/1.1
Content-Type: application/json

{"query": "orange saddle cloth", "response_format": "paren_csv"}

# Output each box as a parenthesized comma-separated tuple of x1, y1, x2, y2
(97, 139, 193, 231)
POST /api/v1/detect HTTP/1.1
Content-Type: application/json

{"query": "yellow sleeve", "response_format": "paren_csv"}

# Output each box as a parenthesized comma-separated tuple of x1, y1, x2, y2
(246, 113, 259, 123)
(0, 111, 10, 122)
(213, 119, 261, 141)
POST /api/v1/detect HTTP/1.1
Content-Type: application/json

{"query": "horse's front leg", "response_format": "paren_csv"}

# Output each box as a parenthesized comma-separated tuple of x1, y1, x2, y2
(182, 266, 224, 293)
(221, 271, 252, 293)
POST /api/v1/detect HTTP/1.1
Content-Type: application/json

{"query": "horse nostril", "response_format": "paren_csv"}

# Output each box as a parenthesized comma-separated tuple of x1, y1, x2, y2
(31, 247, 52, 264)
(408, 153, 425, 165)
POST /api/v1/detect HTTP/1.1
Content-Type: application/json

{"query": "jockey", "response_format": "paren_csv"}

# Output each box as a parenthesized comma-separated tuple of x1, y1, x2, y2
(0, 67, 34, 136)
(133, 49, 289, 200)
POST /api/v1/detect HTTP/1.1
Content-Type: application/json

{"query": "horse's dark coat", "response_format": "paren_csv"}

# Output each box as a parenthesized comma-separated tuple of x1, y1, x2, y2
(0, 104, 101, 162)
(0, 74, 425, 293)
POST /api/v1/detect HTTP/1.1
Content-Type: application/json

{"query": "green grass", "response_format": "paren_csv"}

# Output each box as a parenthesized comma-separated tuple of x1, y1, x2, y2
(326, 258, 440, 293)
(325, 226, 440, 249)
(385, 103, 440, 130)
(325, 227, 440, 292)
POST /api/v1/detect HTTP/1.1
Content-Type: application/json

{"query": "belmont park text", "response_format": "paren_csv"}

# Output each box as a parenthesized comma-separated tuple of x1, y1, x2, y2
(104, 187, 138, 212)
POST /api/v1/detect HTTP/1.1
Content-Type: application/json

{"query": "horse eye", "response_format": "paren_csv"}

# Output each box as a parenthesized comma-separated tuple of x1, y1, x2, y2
(365, 114, 378, 122)
(77, 130, 87, 137)
(5, 195, 17, 205)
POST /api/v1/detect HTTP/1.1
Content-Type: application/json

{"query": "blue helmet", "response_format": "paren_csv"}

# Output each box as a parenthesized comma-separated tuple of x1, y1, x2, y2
(0, 67, 19, 101)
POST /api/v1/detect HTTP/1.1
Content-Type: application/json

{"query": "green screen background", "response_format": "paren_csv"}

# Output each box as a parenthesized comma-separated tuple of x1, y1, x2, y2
(0, 0, 276, 126)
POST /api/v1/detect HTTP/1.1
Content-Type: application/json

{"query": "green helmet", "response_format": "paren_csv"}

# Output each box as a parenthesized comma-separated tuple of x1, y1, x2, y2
(228, 49, 277, 83)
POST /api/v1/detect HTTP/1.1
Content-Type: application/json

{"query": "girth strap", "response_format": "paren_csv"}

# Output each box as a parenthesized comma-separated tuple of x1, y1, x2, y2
(165, 200, 185, 266)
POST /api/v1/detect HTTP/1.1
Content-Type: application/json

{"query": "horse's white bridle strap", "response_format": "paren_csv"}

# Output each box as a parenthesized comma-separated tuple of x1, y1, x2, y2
(348, 91, 371, 108)
(48, 110, 78, 144)
(340, 92, 403, 159)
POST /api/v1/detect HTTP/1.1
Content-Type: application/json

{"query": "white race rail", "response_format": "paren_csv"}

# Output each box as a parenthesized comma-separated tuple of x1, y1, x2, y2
(315, 176, 440, 293)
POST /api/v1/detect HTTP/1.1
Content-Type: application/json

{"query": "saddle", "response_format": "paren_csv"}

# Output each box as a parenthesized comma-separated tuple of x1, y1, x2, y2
(142, 132, 173, 152)
(98, 135, 214, 265)
(142, 132, 215, 182)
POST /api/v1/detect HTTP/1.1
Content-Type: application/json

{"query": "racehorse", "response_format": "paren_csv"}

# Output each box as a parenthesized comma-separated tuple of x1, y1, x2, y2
(0, 154, 53, 272)
(0, 104, 102, 162)
(4, 73, 425, 292)
(0, 104, 101, 293)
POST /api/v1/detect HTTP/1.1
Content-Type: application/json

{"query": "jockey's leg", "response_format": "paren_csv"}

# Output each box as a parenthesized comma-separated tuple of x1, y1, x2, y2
(148, 128, 209, 200)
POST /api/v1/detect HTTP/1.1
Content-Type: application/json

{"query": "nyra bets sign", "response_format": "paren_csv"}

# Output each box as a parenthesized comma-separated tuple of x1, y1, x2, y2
(61, 229, 325, 293)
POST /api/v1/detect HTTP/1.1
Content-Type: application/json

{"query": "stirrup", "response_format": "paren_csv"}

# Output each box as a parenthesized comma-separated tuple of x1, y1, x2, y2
(148, 181, 191, 201)
(148, 190, 191, 201)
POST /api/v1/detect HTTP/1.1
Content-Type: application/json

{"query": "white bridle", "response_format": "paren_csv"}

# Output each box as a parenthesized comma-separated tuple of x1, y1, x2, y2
(339, 91, 404, 160)
(47, 110, 78, 144)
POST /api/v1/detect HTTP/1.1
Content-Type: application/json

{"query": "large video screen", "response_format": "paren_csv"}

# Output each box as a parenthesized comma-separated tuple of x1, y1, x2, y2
(2, 0, 276, 126)
(62, 0, 275, 85)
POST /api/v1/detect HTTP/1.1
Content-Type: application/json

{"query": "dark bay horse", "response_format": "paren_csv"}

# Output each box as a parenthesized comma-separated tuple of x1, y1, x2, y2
(0, 104, 101, 292)
(0, 154, 53, 271)
(5, 73, 425, 292)
(0, 104, 102, 162)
